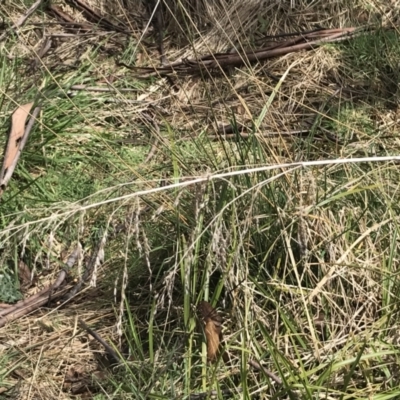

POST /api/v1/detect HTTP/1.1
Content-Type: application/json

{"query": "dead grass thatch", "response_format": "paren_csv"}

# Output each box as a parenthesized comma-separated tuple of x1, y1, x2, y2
(0, 0, 400, 398)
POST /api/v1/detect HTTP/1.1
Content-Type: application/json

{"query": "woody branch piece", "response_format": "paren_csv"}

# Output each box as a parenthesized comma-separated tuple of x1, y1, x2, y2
(64, 0, 129, 34)
(0, 0, 42, 41)
(125, 27, 367, 77)
(248, 359, 299, 399)
(78, 319, 123, 365)
(0, 270, 67, 328)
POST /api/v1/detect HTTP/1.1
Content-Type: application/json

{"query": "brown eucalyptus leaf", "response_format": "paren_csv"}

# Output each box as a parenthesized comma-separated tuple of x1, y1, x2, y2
(0, 102, 34, 196)
(204, 318, 221, 362)
(198, 301, 224, 363)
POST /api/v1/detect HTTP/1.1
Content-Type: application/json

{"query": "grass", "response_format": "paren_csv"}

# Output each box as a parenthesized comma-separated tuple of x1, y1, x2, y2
(0, 0, 400, 399)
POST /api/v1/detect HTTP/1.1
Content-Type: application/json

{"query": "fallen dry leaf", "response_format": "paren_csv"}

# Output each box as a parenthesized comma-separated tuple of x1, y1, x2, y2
(18, 260, 32, 291)
(0, 102, 34, 197)
(204, 318, 221, 362)
(198, 301, 223, 363)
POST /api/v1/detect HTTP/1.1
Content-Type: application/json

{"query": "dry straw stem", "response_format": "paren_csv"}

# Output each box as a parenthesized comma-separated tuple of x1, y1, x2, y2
(0, 155, 398, 238)
(306, 217, 392, 304)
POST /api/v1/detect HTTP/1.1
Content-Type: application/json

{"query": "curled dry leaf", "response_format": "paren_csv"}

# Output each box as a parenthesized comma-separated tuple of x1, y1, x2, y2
(198, 301, 223, 363)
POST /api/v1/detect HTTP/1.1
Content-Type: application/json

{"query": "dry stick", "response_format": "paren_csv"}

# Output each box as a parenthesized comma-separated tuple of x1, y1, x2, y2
(47, 5, 91, 32)
(248, 359, 299, 399)
(0, 0, 42, 41)
(85, 98, 157, 105)
(188, 388, 242, 399)
(63, 231, 105, 301)
(210, 129, 312, 141)
(217, 122, 247, 134)
(0, 284, 50, 318)
(144, 137, 160, 163)
(186, 28, 359, 68)
(65, 0, 129, 34)
(48, 33, 97, 38)
(131, 27, 364, 77)
(64, 244, 82, 271)
(0, 244, 82, 319)
(0, 245, 80, 325)
(143, 114, 161, 163)
(29, 37, 52, 71)
(0, 270, 67, 318)
(69, 85, 138, 93)
(145, 0, 166, 65)
(256, 26, 325, 41)
(78, 319, 123, 365)
(0, 271, 67, 328)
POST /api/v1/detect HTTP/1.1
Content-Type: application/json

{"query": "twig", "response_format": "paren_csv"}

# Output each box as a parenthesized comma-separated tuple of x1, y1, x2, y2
(248, 359, 299, 399)
(0, 270, 64, 318)
(78, 319, 123, 365)
(0, 0, 42, 41)
(65, 0, 129, 34)
(64, 244, 82, 271)
(74, 97, 168, 105)
(29, 37, 52, 71)
(47, 33, 98, 38)
(0, 243, 82, 321)
(0, 270, 67, 328)
(256, 26, 325, 41)
(211, 129, 311, 141)
(188, 388, 242, 399)
(145, 0, 166, 65)
(143, 113, 161, 163)
(144, 137, 160, 163)
(128, 27, 366, 77)
(69, 85, 138, 93)
(63, 230, 106, 301)
(47, 5, 91, 32)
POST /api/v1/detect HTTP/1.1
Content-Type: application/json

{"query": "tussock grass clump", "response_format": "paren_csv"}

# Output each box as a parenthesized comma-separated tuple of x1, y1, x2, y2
(0, 0, 400, 399)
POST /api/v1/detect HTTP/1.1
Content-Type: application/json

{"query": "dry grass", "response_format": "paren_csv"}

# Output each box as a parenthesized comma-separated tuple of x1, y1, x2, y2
(0, 0, 400, 399)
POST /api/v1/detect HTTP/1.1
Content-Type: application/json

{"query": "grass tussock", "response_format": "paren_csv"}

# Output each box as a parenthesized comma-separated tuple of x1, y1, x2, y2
(0, 0, 400, 399)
